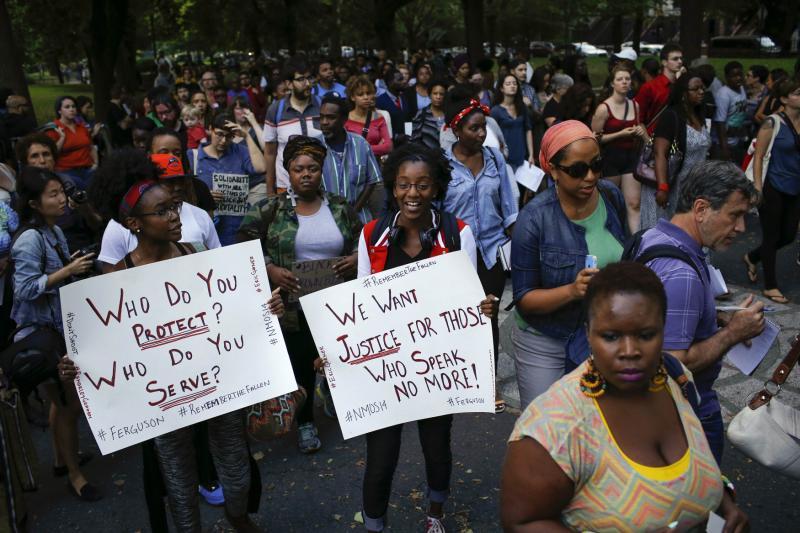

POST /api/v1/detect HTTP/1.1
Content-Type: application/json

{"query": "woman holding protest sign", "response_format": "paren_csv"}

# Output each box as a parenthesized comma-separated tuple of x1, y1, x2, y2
(510, 120, 626, 411)
(236, 135, 362, 454)
(11, 166, 100, 501)
(354, 142, 498, 533)
(501, 262, 748, 532)
(59, 171, 284, 531)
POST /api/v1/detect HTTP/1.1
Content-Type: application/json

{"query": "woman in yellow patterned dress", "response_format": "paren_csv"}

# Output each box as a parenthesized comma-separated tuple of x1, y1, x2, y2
(500, 262, 749, 532)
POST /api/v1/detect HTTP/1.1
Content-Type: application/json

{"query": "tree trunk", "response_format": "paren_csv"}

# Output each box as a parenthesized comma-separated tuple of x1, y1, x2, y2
(330, 0, 342, 59)
(115, 5, 138, 93)
(246, 0, 263, 58)
(679, 0, 703, 62)
(0, 0, 32, 104)
(283, 0, 298, 55)
(612, 14, 623, 53)
(462, 0, 484, 63)
(633, 2, 644, 54)
(88, 0, 129, 122)
(374, 9, 398, 54)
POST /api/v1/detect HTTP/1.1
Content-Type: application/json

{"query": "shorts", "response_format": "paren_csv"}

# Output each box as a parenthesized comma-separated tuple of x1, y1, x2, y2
(602, 145, 638, 176)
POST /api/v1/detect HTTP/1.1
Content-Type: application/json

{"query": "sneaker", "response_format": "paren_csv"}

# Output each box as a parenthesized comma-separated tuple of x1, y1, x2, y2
(425, 515, 446, 533)
(316, 381, 337, 419)
(199, 483, 225, 506)
(297, 422, 321, 454)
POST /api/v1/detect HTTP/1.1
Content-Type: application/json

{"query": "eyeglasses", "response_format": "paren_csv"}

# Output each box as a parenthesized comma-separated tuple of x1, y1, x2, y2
(138, 202, 183, 218)
(554, 157, 603, 178)
(293, 76, 312, 84)
(395, 182, 431, 192)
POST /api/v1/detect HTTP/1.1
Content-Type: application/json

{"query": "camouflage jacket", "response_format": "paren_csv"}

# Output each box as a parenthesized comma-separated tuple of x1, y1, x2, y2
(236, 192, 362, 331)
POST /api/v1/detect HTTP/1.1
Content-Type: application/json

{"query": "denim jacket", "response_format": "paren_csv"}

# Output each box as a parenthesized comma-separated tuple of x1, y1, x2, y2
(511, 180, 626, 342)
(11, 226, 70, 333)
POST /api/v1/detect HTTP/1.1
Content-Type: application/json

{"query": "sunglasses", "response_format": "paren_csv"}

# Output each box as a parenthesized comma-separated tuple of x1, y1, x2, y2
(554, 157, 603, 178)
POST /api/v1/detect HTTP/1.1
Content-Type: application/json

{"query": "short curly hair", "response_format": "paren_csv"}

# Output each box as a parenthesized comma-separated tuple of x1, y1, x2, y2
(584, 262, 667, 326)
(382, 142, 452, 210)
(14, 133, 57, 168)
(88, 148, 160, 223)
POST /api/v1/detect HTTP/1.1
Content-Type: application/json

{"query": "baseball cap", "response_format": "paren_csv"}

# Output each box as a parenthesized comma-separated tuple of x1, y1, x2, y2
(614, 48, 638, 62)
(150, 153, 194, 179)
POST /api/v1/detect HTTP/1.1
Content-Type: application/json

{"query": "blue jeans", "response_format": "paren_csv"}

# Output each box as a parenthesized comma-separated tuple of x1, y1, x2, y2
(699, 409, 724, 465)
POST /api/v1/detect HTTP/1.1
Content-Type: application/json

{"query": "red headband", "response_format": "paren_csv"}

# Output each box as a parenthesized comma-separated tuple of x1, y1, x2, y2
(448, 98, 490, 130)
(119, 179, 159, 220)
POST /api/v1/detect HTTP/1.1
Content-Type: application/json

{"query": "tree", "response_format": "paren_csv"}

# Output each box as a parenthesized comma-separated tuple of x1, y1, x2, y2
(461, 0, 484, 63)
(373, 0, 415, 54)
(0, 0, 30, 104)
(87, 0, 129, 121)
(679, 0, 703, 61)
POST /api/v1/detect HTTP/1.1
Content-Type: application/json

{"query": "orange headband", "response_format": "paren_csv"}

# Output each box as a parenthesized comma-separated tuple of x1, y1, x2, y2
(538, 120, 597, 173)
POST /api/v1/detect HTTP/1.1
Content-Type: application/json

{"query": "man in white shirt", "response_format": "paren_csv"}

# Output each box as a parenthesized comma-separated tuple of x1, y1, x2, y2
(98, 154, 220, 271)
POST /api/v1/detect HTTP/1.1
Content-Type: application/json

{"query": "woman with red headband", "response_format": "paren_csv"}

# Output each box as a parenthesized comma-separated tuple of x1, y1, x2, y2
(509, 120, 627, 411)
(60, 170, 283, 531)
(442, 88, 518, 413)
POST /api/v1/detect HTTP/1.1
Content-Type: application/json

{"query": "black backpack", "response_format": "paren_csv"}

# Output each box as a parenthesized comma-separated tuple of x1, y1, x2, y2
(369, 210, 461, 252)
(621, 228, 704, 281)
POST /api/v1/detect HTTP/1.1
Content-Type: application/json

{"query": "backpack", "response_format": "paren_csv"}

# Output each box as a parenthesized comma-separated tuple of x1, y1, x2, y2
(621, 228, 704, 281)
(367, 210, 461, 251)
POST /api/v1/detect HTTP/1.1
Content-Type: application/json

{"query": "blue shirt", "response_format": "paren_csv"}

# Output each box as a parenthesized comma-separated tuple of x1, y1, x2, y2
(190, 142, 259, 189)
(639, 219, 719, 417)
(766, 120, 800, 195)
(443, 145, 518, 269)
(490, 105, 532, 167)
(11, 226, 70, 333)
(322, 132, 382, 223)
(313, 82, 347, 103)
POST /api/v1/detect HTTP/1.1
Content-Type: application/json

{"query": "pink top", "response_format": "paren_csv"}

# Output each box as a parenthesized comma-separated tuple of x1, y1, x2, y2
(345, 114, 393, 157)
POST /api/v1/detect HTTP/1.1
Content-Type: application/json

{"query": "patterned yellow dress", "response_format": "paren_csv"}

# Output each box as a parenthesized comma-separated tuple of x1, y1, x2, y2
(509, 361, 723, 532)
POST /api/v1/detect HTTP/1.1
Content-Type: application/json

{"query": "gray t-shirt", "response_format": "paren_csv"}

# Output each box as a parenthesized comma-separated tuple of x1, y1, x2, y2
(295, 203, 344, 261)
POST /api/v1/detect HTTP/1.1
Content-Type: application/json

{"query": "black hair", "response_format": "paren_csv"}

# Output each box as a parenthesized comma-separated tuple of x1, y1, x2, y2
(15, 166, 65, 228)
(770, 68, 788, 85)
(132, 117, 157, 133)
(509, 59, 527, 72)
(777, 78, 800, 100)
(320, 94, 348, 118)
(659, 42, 682, 61)
(493, 73, 526, 118)
(15, 133, 57, 169)
(54, 95, 76, 118)
(227, 95, 251, 113)
(382, 143, 452, 209)
(560, 83, 596, 124)
(694, 64, 716, 87)
(316, 58, 333, 75)
(88, 148, 160, 223)
(283, 57, 310, 82)
(150, 92, 179, 112)
(749, 65, 769, 85)
(675, 160, 755, 214)
(382, 66, 399, 86)
(444, 84, 483, 128)
(175, 82, 190, 92)
(209, 112, 234, 131)
(584, 262, 667, 325)
(75, 96, 93, 114)
(531, 66, 551, 93)
(724, 61, 743, 77)
(666, 69, 706, 122)
(148, 127, 182, 150)
(641, 58, 660, 78)
(429, 79, 449, 93)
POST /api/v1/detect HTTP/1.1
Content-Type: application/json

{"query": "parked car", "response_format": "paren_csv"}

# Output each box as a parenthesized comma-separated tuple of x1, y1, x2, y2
(709, 35, 781, 57)
(340, 46, 354, 58)
(483, 42, 506, 56)
(572, 42, 608, 57)
(621, 41, 663, 55)
(529, 41, 555, 57)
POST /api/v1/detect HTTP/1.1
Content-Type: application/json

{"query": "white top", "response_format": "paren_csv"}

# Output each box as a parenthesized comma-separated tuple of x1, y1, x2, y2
(356, 221, 477, 278)
(295, 203, 345, 261)
(98, 202, 221, 265)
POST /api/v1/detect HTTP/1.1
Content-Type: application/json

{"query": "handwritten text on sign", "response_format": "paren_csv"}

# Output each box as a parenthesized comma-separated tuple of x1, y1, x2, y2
(213, 172, 249, 216)
(300, 251, 494, 439)
(60, 240, 297, 454)
(289, 257, 345, 303)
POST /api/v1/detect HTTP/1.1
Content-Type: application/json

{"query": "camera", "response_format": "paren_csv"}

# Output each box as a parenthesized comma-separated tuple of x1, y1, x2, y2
(63, 181, 87, 204)
(77, 243, 100, 257)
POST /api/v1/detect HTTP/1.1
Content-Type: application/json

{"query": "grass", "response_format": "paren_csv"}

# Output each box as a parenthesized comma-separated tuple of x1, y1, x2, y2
(28, 83, 93, 125)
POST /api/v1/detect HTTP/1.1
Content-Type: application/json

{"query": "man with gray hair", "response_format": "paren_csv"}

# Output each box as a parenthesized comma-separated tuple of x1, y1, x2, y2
(629, 160, 765, 464)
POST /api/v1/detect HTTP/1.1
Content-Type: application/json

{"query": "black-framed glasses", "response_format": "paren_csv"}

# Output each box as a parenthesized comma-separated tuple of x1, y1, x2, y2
(554, 157, 603, 178)
(138, 202, 182, 219)
(293, 76, 313, 84)
(395, 182, 431, 192)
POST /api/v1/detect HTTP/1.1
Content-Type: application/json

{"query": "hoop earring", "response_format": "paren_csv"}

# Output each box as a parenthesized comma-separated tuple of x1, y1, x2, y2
(649, 361, 668, 392)
(580, 357, 606, 398)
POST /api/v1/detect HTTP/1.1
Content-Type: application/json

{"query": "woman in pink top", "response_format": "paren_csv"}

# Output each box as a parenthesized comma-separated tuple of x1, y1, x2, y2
(345, 75, 393, 157)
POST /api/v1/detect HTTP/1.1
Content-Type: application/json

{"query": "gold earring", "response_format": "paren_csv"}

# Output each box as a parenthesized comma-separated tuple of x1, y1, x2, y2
(649, 361, 668, 392)
(580, 357, 606, 398)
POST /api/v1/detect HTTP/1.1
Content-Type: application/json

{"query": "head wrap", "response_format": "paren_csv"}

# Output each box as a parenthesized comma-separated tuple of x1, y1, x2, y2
(282, 136, 327, 171)
(538, 120, 597, 173)
(449, 98, 490, 131)
(119, 179, 159, 220)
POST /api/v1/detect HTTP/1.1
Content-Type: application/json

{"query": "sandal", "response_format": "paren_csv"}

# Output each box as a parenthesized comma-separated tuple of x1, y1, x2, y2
(762, 290, 789, 304)
(494, 399, 506, 414)
(743, 254, 758, 283)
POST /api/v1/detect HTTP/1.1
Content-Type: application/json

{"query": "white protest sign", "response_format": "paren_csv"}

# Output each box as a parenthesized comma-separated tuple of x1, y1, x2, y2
(213, 172, 250, 216)
(300, 251, 494, 439)
(60, 240, 297, 454)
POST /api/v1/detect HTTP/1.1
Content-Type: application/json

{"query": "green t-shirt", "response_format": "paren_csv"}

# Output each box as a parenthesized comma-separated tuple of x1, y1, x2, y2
(573, 198, 622, 269)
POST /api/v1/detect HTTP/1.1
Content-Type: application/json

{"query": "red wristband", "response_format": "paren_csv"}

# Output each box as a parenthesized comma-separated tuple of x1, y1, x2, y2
(657, 182, 670, 192)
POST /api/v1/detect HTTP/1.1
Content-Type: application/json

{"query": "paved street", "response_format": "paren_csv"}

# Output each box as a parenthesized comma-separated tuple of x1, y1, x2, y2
(24, 213, 800, 532)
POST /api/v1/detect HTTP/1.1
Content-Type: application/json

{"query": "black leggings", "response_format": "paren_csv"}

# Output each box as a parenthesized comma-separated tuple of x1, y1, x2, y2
(747, 179, 800, 290)
(362, 415, 453, 522)
(283, 311, 318, 425)
(477, 252, 506, 364)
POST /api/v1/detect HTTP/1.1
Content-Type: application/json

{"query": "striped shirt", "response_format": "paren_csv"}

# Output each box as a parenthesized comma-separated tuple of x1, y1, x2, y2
(322, 132, 382, 223)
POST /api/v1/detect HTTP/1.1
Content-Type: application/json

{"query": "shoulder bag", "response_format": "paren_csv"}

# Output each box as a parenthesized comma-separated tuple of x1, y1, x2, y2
(246, 386, 307, 441)
(743, 113, 781, 182)
(727, 334, 800, 479)
(634, 108, 684, 188)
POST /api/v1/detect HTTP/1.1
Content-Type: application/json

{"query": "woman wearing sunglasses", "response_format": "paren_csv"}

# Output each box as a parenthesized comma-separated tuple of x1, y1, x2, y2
(509, 120, 627, 410)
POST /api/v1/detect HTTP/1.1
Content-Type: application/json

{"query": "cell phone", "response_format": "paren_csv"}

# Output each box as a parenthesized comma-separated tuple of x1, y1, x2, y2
(77, 243, 100, 257)
(585, 255, 598, 269)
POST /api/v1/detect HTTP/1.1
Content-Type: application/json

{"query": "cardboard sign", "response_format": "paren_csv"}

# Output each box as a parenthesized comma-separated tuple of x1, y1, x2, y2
(60, 240, 297, 454)
(289, 257, 345, 303)
(213, 172, 249, 216)
(300, 251, 495, 439)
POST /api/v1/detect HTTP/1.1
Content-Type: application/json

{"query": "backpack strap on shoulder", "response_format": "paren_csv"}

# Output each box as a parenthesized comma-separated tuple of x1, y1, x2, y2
(369, 212, 396, 246)
(438, 211, 461, 251)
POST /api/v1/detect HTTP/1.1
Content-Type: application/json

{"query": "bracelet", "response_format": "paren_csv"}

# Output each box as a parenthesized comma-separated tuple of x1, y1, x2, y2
(657, 182, 670, 192)
(721, 474, 736, 501)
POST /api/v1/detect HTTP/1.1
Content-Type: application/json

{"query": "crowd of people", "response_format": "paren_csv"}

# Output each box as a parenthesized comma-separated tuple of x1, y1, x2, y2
(1, 42, 799, 532)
